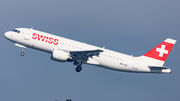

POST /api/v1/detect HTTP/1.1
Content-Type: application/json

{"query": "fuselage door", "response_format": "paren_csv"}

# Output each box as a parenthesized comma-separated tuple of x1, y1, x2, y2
(24, 30, 31, 40)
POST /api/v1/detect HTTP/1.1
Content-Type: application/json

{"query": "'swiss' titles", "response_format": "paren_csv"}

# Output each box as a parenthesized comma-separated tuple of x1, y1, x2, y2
(32, 33, 59, 45)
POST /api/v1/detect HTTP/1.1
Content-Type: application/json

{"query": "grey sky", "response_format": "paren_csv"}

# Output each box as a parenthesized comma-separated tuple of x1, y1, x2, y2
(0, 0, 180, 101)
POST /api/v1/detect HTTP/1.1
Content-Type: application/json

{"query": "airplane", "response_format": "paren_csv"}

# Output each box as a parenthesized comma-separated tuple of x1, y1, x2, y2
(4, 28, 176, 73)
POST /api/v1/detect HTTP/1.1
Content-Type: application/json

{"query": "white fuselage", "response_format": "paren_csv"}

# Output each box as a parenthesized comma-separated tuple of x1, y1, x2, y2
(4, 28, 172, 73)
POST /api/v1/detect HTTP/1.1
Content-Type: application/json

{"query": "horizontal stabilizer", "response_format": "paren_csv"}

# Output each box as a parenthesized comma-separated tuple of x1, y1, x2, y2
(149, 65, 169, 69)
(149, 65, 171, 73)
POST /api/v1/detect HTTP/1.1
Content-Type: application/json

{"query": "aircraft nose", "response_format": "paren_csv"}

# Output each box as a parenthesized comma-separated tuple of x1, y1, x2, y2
(4, 31, 11, 39)
(4, 32, 8, 38)
(4, 31, 16, 42)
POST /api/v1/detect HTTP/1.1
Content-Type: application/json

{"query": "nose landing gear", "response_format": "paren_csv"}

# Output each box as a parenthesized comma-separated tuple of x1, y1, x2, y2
(20, 48, 26, 56)
(20, 52, 25, 56)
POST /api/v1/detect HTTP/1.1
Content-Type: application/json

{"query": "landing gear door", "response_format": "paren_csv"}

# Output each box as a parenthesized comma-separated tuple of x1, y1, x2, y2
(133, 59, 139, 70)
(24, 30, 31, 40)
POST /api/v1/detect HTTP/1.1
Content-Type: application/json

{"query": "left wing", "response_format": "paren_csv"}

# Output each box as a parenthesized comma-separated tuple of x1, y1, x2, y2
(69, 49, 103, 65)
(70, 49, 103, 58)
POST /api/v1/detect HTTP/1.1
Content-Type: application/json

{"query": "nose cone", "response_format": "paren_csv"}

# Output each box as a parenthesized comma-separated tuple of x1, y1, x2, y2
(4, 31, 14, 42)
(4, 32, 10, 39)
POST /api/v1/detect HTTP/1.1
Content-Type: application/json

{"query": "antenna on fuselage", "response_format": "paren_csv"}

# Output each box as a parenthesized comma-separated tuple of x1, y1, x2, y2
(31, 27, 33, 29)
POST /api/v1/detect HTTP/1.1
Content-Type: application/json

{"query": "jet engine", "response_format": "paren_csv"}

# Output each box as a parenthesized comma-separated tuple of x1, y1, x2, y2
(51, 49, 70, 62)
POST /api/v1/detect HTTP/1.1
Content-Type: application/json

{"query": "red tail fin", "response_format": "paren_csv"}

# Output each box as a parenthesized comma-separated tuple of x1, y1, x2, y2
(143, 38, 176, 62)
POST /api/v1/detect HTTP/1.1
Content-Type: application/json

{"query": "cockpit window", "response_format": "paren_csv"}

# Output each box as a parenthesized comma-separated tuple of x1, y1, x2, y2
(12, 29, 20, 33)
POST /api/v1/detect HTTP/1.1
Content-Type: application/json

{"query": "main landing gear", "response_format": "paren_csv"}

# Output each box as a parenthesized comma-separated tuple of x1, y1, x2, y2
(74, 60, 83, 72)
(76, 66, 82, 72)
(20, 48, 26, 56)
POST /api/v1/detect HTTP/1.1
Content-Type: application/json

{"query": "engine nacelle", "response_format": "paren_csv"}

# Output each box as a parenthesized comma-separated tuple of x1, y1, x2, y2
(51, 49, 69, 62)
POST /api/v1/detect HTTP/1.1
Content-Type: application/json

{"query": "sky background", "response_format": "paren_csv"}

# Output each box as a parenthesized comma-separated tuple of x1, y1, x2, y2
(0, 0, 180, 101)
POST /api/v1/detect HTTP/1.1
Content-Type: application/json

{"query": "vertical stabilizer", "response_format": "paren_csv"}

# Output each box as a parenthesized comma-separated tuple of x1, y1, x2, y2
(141, 38, 176, 66)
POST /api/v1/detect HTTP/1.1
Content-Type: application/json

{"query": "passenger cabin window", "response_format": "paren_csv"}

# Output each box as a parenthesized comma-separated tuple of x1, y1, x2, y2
(12, 29, 20, 33)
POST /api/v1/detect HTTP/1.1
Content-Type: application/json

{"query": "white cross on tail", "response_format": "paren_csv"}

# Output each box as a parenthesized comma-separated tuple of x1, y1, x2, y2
(156, 45, 168, 57)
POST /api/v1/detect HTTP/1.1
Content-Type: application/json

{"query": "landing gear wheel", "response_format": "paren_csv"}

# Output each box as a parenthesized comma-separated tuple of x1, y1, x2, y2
(20, 52, 25, 56)
(76, 66, 82, 72)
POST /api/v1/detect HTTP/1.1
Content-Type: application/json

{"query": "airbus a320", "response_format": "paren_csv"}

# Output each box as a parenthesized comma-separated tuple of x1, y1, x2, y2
(4, 28, 176, 73)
